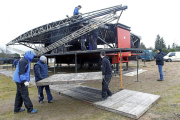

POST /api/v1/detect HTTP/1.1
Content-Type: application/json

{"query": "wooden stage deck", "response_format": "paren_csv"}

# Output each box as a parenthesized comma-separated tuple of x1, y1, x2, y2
(0, 69, 159, 119)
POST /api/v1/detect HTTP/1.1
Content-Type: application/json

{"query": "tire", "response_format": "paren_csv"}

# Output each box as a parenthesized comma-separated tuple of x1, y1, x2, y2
(82, 61, 90, 69)
(167, 59, 172, 62)
(92, 63, 100, 69)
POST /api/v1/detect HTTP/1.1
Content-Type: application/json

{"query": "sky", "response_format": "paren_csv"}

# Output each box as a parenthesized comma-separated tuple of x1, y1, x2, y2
(0, 0, 180, 52)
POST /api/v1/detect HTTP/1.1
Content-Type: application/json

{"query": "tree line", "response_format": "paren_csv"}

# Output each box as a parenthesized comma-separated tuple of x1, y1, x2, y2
(140, 35, 180, 53)
(0, 47, 20, 58)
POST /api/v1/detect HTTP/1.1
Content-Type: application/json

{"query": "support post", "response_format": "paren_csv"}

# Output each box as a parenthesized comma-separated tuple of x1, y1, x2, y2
(75, 53, 77, 73)
(113, 52, 116, 76)
(54, 56, 56, 74)
(136, 55, 140, 82)
(119, 51, 123, 90)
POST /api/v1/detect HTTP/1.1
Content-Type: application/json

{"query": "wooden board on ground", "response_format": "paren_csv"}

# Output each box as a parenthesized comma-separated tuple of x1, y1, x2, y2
(36, 72, 102, 86)
(50, 85, 160, 119)
(94, 89, 160, 119)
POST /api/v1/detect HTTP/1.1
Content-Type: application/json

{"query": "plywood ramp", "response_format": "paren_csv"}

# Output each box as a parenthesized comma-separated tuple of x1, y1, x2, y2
(36, 72, 102, 86)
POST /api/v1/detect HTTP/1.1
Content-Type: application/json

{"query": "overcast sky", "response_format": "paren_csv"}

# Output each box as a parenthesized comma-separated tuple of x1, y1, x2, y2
(0, 0, 180, 52)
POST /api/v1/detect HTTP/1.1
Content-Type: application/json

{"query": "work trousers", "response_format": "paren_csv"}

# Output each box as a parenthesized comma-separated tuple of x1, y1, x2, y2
(14, 82, 33, 113)
(91, 35, 97, 50)
(102, 74, 112, 99)
(158, 65, 164, 80)
(80, 39, 87, 51)
(38, 86, 53, 102)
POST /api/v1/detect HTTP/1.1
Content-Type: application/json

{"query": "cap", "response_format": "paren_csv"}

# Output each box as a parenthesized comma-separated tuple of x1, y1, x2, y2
(40, 56, 47, 61)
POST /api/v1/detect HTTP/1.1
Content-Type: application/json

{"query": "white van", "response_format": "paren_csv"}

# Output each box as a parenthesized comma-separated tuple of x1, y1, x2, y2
(163, 52, 180, 62)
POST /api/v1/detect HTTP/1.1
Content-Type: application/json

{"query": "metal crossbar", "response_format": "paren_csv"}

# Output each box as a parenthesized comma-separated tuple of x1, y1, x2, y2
(39, 13, 118, 55)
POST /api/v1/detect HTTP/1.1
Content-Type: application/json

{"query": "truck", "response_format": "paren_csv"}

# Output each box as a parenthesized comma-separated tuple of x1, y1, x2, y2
(141, 50, 154, 61)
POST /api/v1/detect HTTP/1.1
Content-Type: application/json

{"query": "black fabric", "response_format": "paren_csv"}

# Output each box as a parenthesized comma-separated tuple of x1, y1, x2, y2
(19, 58, 29, 82)
(14, 82, 33, 113)
(156, 52, 164, 65)
(102, 56, 112, 75)
(102, 74, 112, 98)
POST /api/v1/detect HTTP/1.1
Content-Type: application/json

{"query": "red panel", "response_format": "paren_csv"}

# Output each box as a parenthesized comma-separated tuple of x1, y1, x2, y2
(117, 26, 130, 48)
(117, 26, 131, 62)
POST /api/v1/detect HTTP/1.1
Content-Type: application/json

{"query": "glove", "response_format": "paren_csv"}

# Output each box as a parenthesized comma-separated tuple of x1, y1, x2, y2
(24, 81, 29, 87)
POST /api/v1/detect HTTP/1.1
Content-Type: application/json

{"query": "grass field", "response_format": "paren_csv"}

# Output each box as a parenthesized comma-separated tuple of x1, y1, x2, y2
(1, 61, 180, 119)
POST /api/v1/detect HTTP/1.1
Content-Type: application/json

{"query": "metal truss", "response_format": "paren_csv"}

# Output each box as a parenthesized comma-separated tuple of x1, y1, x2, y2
(39, 12, 121, 55)
(6, 5, 127, 46)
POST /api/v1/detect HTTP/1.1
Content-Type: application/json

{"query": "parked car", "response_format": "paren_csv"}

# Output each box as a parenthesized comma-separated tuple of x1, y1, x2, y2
(163, 52, 180, 62)
(141, 50, 154, 61)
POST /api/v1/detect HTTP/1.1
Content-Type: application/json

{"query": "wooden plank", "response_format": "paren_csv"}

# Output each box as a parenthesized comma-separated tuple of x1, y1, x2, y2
(36, 72, 102, 86)
(94, 89, 160, 119)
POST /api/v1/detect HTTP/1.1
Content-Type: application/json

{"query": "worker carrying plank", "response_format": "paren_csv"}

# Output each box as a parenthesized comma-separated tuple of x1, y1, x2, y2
(13, 51, 37, 114)
(100, 51, 112, 101)
(34, 56, 54, 103)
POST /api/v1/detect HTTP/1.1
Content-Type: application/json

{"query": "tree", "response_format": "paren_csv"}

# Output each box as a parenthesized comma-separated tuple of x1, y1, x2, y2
(140, 42, 146, 50)
(168, 45, 170, 49)
(0, 47, 11, 58)
(155, 35, 166, 50)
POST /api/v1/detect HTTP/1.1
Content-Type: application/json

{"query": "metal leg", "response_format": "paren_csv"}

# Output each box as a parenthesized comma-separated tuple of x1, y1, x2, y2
(119, 51, 123, 90)
(54, 56, 56, 74)
(75, 53, 77, 73)
(136, 55, 140, 82)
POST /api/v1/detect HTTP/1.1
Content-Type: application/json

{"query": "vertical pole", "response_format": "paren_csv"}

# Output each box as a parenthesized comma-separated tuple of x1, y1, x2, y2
(54, 56, 56, 74)
(75, 53, 77, 73)
(114, 52, 116, 76)
(136, 55, 139, 82)
(60, 58, 61, 74)
(119, 51, 123, 89)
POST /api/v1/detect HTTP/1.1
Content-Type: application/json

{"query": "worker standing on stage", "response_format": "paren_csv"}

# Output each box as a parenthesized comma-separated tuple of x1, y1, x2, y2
(100, 51, 112, 101)
(90, 29, 98, 50)
(34, 56, 54, 103)
(13, 51, 37, 114)
(73, 5, 82, 15)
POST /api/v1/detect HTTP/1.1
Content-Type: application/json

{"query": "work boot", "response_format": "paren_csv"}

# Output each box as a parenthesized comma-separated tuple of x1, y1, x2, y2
(29, 109, 37, 114)
(48, 100, 54, 103)
(14, 108, 25, 113)
(157, 79, 163, 81)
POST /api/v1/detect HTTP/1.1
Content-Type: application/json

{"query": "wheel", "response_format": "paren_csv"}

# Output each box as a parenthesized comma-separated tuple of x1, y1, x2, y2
(92, 63, 100, 69)
(167, 59, 172, 62)
(82, 61, 90, 69)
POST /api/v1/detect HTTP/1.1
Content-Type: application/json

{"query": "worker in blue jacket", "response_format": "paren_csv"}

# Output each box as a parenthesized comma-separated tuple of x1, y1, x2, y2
(34, 56, 54, 103)
(100, 51, 112, 101)
(12, 58, 18, 68)
(13, 51, 37, 114)
(73, 5, 82, 15)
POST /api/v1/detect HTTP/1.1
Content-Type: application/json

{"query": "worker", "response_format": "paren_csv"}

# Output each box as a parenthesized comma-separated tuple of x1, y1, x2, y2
(156, 49, 164, 81)
(73, 5, 82, 15)
(34, 56, 54, 103)
(100, 51, 112, 101)
(12, 58, 18, 68)
(80, 34, 87, 51)
(90, 29, 98, 50)
(13, 51, 37, 114)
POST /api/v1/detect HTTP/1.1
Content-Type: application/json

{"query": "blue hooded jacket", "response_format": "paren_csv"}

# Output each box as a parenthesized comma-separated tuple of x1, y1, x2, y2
(13, 51, 35, 83)
(73, 7, 79, 15)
